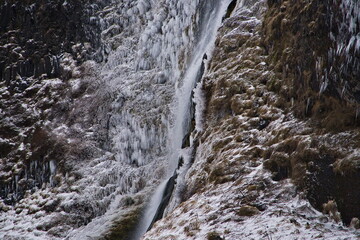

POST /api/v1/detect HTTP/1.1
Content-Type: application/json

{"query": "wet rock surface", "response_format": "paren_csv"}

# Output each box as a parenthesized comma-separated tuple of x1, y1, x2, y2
(263, 0, 360, 129)
(144, 0, 360, 239)
(1, 0, 360, 239)
(0, 0, 107, 88)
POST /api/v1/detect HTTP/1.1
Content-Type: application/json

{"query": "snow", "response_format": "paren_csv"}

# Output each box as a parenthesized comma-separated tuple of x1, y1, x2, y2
(143, 0, 360, 239)
(1, 0, 360, 240)
(144, 166, 359, 240)
(193, 80, 205, 132)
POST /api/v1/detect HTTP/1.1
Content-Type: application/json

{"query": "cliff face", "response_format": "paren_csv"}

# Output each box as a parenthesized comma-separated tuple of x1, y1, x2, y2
(263, 0, 360, 130)
(0, 0, 107, 86)
(1, 0, 360, 239)
(144, 0, 360, 239)
(263, 0, 360, 225)
(0, 1, 114, 238)
(0, 0, 108, 201)
(0, 0, 201, 239)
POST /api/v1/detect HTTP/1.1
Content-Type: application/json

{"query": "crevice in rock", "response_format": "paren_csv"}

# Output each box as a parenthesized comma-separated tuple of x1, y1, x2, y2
(147, 172, 177, 231)
(224, 0, 237, 20)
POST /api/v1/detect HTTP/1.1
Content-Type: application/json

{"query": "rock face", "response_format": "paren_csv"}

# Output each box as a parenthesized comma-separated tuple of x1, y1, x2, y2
(263, 0, 360, 225)
(1, 0, 360, 239)
(0, 0, 202, 239)
(0, 0, 115, 238)
(0, 0, 108, 206)
(144, 0, 360, 239)
(0, 0, 106, 88)
(263, 0, 360, 129)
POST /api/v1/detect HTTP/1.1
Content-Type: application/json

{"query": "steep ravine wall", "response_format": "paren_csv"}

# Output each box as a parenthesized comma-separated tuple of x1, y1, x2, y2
(144, 0, 360, 239)
(0, 0, 214, 239)
(263, 0, 360, 225)
(1, 0, 360, 239)
(0, 0, 109, 205)
(263, 0, 360, 129)
(0, 1, 115, 238)
(0, 0, 107, 86)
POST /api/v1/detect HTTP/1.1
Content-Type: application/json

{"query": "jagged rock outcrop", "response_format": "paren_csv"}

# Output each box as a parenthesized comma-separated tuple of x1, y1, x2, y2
(1, 0, 360, 239)
(0, 0, 107, 88)
(263, 0, 360, 225)
(0, 1, 117, 238)
(144, 0, 360, 239)
(0, 0, 110, 206)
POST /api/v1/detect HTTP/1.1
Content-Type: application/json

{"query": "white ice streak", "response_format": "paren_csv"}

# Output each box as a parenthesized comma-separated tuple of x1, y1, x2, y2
(135, 0, 235, 237)
(68, 0, 214, 239)
(170, 0, 235, 173)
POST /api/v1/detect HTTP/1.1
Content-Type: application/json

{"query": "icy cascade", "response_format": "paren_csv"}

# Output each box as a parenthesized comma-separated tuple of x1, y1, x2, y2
(164, 0, 238, 214)
(169, 0, 235, 171)
(101, 0, 200, 81)
(66, 0, 210, 239)
(143, 0, 360, 238)
(134, 0, 235, 238)
(0, 0, 208, 239)
(101, 0, 204, 169)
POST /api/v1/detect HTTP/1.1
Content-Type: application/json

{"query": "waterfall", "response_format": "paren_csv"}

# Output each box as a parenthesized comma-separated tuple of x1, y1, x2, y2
(134, 0, 234, 238)
(0, 0, 235, 239)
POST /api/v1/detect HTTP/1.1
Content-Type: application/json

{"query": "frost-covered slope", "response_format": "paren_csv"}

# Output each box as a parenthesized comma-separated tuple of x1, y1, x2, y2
(1, 0, 360, 240)
(144, 0, 360, 239)
(0, 0, 203, 239)
(0, 0, 224, 239)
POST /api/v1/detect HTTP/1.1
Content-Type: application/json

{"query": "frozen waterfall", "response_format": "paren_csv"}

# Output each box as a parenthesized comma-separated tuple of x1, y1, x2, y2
(0, 0, 237, 239)
(133, 0, 235, 239)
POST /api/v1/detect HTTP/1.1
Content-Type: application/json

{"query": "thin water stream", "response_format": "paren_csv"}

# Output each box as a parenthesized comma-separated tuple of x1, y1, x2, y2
(133, 0, 235, 239)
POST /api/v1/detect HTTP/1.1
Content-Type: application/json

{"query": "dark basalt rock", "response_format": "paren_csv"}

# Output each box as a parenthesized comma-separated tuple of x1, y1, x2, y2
(335, 173, 360, 225)
(224, 0, 237, 20)
(0, 0, 107, 91)
(147, 172, 177, 231)
(0, 0, 113, 206)
(258, 118, 270, 130)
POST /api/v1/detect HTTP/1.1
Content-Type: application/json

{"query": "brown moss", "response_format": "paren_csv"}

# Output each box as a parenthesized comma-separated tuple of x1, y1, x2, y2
(266, 77, 281, 93)
(184, 220, 200, 237)
(237, 205, 260, 217)
(323, 200, 341, 223)
(247, 185, 258, 191)
(350, 218, 360, 229)
(263, 0, 360, 132)
(264, 151, 291, 181)
(211, 137, 233, 152)
(103, 207, 142, 240)
(292, 148, 319, 164)
(310, 97, 358, 131)
(333, 156, 360, 176)
(207, 231, 223, 240)
(208, 166, 234, 185)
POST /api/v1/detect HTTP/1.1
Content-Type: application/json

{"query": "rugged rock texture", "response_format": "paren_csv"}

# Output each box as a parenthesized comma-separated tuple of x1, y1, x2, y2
(0, 0, 106, 88)
(263, 0, 360, 129)
(0, 0, 111, 205)
(0, 0, 116, 238)
(263, 0, 360, 225)
(0, 0, 200, 239)
(144, 0, 360, 239)
(1, 0, 360, 239)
